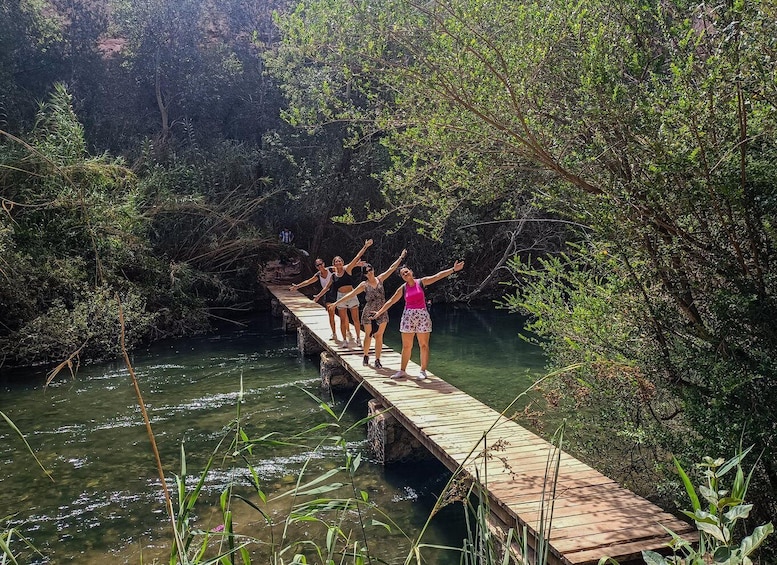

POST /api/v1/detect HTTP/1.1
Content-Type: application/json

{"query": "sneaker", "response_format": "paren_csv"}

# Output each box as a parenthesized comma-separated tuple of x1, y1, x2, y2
(390, 370, 407, 379)
(363, 355, 369, 366)
(347, 331, 354, 341)
(415, 370, 428, 380)
(374, 359, 382, 369)
(355, 337, 362, 347)
(330, 333, 337, 341)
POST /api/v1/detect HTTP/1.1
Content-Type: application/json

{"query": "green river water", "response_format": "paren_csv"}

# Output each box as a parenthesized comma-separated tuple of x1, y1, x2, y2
(0, 303, 545, 564)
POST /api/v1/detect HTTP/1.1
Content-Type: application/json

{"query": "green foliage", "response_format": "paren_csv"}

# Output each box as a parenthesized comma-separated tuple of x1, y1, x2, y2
(0, 0, 65, 130)
(641, 450, 773, 565)
(137, 142, 285, 308)
(13, 285, 156, 363)
(1, 86, 146, 363)
(1, 86, 207, 366)
(1, 78, 313, 368)
(103, 0, 292, 150)
(270, 0, 777, 533)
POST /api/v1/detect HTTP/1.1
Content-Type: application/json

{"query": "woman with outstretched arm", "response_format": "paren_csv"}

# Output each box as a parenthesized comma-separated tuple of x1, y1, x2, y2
(314, 239, 373, 345)
(328, 248, 407, 367)
(289, 258, 340, 340)
(370, 260, 464, 380)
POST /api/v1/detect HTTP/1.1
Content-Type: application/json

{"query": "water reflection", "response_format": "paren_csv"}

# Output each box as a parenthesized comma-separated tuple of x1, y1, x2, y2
(0, 304, 543, 564)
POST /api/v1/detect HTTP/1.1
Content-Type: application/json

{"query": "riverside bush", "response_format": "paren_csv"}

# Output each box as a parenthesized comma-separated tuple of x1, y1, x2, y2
(642, 450, 774, 565)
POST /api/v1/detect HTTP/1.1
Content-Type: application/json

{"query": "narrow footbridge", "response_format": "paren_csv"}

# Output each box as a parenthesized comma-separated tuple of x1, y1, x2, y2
(266, 285, 696, 565)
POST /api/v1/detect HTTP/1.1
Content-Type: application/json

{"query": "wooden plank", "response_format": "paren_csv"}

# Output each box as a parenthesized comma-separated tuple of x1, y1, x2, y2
(418, 417, 519, 431)
(562, 531, 698, 565)
(550, 523, 692, 553)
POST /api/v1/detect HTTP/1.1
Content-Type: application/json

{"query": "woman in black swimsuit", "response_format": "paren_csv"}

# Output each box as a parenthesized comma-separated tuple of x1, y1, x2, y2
(329, 248, 406, 366)
(315, 239, 372, 345)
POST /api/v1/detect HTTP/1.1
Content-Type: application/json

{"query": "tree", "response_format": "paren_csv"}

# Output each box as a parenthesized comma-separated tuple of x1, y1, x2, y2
(270, 0, 777, 529)
(0, 0, 68, 131)
(102, 0, 294, 152)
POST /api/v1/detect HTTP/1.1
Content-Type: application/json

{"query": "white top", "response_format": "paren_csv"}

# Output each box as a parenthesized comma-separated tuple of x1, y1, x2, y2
(318, 269, 333, 290)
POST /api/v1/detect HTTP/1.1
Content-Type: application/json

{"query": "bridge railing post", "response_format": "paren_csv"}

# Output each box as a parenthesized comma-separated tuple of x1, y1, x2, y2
(282, 310, 299, 333)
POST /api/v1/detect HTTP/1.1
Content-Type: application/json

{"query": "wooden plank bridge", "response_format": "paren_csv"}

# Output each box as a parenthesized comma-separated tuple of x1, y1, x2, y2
(266, 284, 697, 565)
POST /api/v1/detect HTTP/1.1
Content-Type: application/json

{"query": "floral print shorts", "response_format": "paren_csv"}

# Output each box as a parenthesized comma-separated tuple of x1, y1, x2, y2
(400, 308, 432, 333)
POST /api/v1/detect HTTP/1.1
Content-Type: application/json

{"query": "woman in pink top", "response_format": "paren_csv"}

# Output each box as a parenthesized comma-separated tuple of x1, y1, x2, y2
(370, 260, 464, 380)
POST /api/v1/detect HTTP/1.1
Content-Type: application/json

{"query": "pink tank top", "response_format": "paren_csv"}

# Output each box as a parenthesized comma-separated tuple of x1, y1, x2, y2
(404, 280, 426, 309)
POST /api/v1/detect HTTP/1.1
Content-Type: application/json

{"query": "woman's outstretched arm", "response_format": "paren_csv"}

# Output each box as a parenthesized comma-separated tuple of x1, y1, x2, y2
(345, 239, 373, 272)
(369, 284, 404, 319)
(313, 276, 334, 303)
(420, 260, 465, 287)
(378, 249, 407, 281)
(290, 273, 319, 291)
(327, 282, 366, 312)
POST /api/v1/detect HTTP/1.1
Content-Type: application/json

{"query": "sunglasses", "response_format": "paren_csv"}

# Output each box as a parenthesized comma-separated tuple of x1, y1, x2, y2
(364, 267, 373, 272)
(315, 262, 324, 266)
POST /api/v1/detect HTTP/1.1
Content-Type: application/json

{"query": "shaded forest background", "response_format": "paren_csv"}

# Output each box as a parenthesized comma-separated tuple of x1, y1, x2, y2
(1, 0, 489, 369)
(1, 0, 775, 553)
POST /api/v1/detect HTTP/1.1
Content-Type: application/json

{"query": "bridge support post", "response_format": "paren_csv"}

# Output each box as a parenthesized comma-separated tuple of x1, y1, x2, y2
(367, 399, 432, 465)
(320, 352, 356, 391)
(282, 310, 299, 333)
(298, 327, 324, 356)
(270, 298, 283, 318)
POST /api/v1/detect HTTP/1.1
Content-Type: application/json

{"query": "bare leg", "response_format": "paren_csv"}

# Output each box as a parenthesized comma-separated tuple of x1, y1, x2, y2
(374, 322, 388, 360)
(349, 306, 361, 341)
(400, 332, 415, 371)
(362, 323, 373, 356)
(417, 332, 431, 370)
(325, 302, 337, 337)
(337, 307, 349, 340)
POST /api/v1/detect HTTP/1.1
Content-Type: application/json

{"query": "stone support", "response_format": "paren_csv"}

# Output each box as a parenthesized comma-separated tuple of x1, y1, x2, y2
(270, 298, 283, 318)
(366, 399, 432, 464)
(282, 310, 300, 333)
(320, 352, 356, 392)
(298, 327, 324, 356)
(485, 511, 527, 565)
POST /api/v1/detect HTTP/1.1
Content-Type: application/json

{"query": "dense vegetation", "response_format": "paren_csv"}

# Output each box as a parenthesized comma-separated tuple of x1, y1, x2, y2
(269, 0, 777, 542)
(1, 0, 775, 558)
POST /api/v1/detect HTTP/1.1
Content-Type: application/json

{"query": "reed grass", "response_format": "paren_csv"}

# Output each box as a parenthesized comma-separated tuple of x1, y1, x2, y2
(0, 411, 50, 563)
